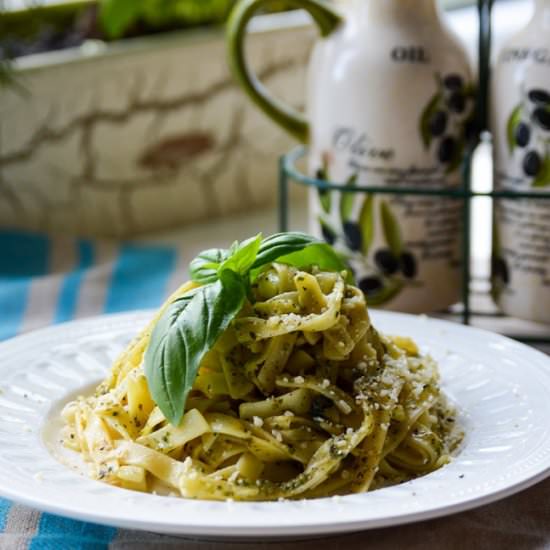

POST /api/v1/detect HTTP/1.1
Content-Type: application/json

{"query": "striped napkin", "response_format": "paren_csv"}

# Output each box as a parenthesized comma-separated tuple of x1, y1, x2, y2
(0, 229, 189, 548)
(1, 228, 550, 550)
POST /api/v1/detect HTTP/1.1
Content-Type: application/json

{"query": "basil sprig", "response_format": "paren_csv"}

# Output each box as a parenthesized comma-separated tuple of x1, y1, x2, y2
(145, 232, 350, 425)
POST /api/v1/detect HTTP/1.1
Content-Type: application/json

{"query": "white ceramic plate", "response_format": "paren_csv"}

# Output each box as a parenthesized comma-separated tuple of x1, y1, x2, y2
(0, 310, 549, 538)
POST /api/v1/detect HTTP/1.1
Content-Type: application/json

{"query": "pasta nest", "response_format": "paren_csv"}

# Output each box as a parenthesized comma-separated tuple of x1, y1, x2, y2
(62, 264, 461, 500)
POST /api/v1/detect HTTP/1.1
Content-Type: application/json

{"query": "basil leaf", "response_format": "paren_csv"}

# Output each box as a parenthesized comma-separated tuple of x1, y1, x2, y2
(276, 243, 352, 282)
(144, 270, 246, 425)
(219, 233, 262, 275)
(189, 248, 229, 284)
(252, 232, 319, 269)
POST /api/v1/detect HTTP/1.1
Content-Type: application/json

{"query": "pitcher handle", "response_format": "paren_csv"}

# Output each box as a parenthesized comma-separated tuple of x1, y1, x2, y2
(227, 0, 342, 143)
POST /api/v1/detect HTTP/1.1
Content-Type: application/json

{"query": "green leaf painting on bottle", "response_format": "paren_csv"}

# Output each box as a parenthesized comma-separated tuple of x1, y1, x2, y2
(420, 92, 442, 149)
(339, 173, 358, 223)
(380, 200, 403, 257)
(354, 200, 419, 307)
(313, 164, 423, 308)
(506, 104, 523, 154)
(315, 183, 419, 307)
(358, 193, 374, 256)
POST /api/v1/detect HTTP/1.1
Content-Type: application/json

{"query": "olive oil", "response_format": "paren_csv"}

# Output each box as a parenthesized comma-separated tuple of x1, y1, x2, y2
(229, 0, 473, 313)
(306, 0, 473, 313)
(492, 0, 550, 324)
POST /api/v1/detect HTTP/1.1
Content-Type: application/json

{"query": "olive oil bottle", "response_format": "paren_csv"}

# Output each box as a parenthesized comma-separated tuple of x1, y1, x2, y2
(492, 0, 550, 324)
(229, 0, 474, 313)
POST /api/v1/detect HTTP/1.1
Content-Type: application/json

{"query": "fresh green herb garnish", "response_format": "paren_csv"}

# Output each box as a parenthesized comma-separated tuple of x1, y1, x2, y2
(145, 232, 350, 425)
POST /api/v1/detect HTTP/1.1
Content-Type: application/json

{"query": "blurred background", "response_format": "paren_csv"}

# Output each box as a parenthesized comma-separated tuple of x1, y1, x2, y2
(1, 0, 547, 344)
(0, 0, 531, 238)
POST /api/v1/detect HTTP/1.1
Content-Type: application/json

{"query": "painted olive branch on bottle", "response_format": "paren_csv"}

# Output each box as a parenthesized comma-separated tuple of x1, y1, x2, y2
(314, 162, 420, 306)
(506, 88, 550, 187)
(419, 72, 475, 174)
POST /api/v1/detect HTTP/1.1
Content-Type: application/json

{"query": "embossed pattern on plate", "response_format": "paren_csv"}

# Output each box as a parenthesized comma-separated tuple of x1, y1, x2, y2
(0, 311, 548, 538)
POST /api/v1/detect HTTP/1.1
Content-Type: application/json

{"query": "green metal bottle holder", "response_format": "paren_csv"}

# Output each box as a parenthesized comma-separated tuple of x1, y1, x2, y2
(277, 0, 550, 345)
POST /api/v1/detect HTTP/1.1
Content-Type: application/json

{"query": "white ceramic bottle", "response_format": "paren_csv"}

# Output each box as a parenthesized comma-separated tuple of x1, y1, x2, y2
(492, 0, 550, 324)
(229, 0, 473, 313)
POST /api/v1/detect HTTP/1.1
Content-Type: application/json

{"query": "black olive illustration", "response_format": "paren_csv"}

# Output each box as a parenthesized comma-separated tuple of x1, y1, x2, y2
(523, 151, 541, 177)
(438, 137, 455, 163)
(528, 89, 550, 106)
(343, 221, 362, 251)
(321, 224, 335, 245)
(443, 74, 463, 91)
(429, 111, 447, 137)
(514, 122, 530, 147)
(400, 251, 417, 279)
(374, 249, 399, 276)
(359, 276, 384, 296)
(532, 107, 550, 131)
(491, 257, 509, 285)
(447, 92, 466, 114)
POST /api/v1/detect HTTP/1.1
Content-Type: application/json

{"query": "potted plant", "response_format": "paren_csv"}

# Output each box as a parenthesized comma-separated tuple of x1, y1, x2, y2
(0, 0, 313, 237)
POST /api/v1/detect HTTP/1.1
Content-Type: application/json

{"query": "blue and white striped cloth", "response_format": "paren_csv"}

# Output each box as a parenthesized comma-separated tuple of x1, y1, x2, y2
(0, 229, 188, 548)
(2, 229, 550, 550)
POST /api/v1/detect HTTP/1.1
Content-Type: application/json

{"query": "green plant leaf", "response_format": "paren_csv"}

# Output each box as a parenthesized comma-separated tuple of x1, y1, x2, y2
(506, 104, 522, 154)
(99, 0, 142, 38)
(419, 92, 441, 149)
(276, 243, 352, 283)
(359, 193, 375, 256)
(144, 270, 246, 426)
(251, 232, 318, 270)
(220, 233, 262, 275)
(380, 200, 403, 257)
(189, 248, 229, 284)
(532, 154, 550, 187)
(339, 173, 357, 223)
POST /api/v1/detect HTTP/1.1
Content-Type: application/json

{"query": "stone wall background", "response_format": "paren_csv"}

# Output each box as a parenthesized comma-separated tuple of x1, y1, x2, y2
(0, 22, 313, 237)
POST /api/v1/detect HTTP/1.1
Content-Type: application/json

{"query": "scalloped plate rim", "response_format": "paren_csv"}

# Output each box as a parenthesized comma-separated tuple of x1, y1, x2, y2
(0, 310, 547, 538)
